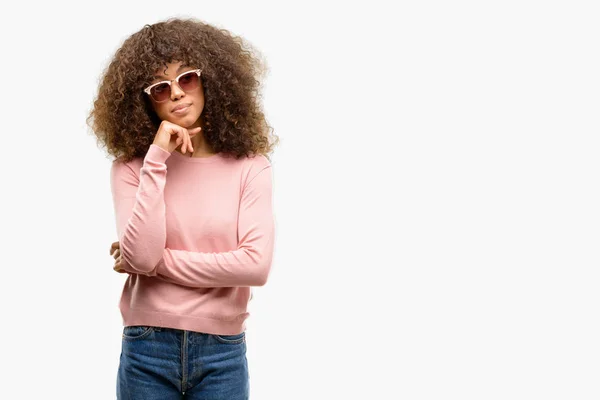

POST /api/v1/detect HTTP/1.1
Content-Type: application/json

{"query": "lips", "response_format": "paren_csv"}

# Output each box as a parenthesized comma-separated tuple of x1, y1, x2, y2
(172, 103, 191, 112)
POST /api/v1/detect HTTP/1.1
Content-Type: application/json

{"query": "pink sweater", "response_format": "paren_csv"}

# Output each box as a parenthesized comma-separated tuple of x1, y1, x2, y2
(110, 144, 275, 335)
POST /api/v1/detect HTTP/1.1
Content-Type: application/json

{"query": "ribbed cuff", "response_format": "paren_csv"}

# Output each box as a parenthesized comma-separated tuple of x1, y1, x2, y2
(145, 144, 171, 164)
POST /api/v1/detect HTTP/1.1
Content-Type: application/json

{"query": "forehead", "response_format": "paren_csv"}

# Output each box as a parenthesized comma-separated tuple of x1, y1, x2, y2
(153, 61, 189, 79)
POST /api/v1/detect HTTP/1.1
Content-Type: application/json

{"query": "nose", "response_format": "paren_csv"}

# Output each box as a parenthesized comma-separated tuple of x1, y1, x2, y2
(170, 81, 185, 100)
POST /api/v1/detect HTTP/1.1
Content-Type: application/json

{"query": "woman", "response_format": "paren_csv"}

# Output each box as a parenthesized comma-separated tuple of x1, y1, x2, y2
(87, 17, 278, 399)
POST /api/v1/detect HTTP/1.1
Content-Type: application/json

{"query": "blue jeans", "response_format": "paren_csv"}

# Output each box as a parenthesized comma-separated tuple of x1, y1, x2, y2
(117, 325, 249, 399)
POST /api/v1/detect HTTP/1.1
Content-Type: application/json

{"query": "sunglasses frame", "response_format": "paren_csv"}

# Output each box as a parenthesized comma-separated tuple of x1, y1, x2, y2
(143, 68, 202, 102)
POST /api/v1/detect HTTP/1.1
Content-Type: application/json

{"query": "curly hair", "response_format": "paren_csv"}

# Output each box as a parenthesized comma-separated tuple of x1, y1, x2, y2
(87, 17, 279, 163)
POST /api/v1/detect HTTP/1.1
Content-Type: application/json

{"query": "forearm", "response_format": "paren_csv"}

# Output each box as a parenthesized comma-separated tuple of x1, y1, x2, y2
(150, 240, 274, 287)
(118, 192, 166, 274)
(112, 144, 170, 274)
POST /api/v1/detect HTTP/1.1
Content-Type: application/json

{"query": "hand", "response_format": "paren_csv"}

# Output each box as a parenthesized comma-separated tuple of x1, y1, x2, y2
(110, 241, 127, 274)
(153, 120, 202, 154)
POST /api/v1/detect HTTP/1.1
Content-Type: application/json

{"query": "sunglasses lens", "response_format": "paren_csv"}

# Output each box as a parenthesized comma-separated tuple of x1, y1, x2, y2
(151, 83, 171, 102)
(179, 71, 199, 91)
(148, 71, 200, 102)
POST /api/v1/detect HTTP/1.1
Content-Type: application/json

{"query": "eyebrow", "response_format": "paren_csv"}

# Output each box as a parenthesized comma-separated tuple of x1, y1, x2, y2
(153, 64, 189, 80)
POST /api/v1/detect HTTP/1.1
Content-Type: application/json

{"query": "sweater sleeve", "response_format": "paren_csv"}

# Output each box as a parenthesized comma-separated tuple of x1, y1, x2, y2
(110, 144, 171, 275)
(151, 164, 275, 287)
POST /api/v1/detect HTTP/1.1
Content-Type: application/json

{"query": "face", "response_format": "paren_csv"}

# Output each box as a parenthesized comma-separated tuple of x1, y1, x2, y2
(146, 61, 205, 129)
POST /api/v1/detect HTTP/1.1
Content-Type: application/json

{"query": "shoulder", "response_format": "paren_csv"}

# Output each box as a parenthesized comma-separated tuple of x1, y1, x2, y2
(239, 153, 272, 188)
(245, 153, 271, 170)
(110, 156, 143, 184)
(245, 153, 271, 176)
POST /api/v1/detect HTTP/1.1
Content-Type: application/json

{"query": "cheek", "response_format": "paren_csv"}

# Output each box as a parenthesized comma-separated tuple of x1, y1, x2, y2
(192, 89, 205, 103)
(152, 104, 170, 119)
(191, 93, 205, 112)
(194, 84, 205, 101)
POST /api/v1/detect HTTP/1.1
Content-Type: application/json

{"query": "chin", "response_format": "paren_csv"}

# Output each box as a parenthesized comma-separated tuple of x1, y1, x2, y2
(171, 113, 199, 126)
(183, 115, 202, 128)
